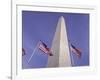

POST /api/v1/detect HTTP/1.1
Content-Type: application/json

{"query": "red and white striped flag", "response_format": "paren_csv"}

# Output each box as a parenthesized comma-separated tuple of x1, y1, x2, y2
(22, 48, 26, 56)
(38, 41, 53, 56)
(70, 44, 81, 58)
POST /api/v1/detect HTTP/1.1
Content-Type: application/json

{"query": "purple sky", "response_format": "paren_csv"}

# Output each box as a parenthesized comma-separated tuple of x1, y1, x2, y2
(22, 11, 89, 69)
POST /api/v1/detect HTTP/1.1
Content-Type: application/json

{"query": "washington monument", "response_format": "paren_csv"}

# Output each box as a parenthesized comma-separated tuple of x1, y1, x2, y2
(47, 16, 72, 67)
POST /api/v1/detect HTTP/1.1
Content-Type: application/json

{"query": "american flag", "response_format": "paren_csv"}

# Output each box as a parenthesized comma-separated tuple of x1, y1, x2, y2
(70, 44, 81, 58)
(38, 41, 53, 56)
(22, 48, 26, 56)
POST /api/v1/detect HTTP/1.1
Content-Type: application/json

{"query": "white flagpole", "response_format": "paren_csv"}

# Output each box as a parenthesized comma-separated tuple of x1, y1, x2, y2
(70, 50, 74, 66)
(28, 41, 40, 63)
(69, 44, 75, 66)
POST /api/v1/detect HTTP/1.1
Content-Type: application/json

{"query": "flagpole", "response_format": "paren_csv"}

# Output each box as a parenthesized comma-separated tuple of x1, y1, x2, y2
(28, 41, 40, 63)
(70, 50, 74, 66)
(69, 44, 74, 66)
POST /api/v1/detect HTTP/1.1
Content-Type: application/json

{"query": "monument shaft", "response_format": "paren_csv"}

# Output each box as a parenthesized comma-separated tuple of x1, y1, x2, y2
(47, 16, 71, 67)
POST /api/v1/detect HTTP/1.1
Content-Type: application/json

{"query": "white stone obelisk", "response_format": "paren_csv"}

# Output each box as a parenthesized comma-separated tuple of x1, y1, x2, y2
(47, 16, 71, 67)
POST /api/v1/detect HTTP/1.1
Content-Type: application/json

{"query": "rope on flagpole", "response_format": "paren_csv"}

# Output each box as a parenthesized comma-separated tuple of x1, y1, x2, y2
(28, 41, 40, 63)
